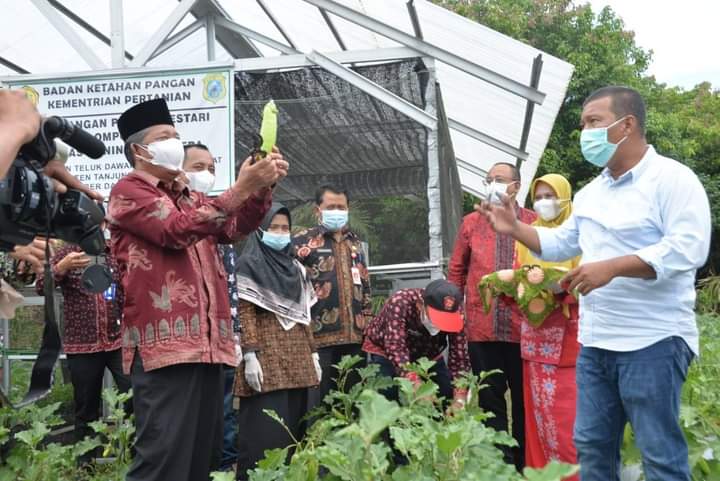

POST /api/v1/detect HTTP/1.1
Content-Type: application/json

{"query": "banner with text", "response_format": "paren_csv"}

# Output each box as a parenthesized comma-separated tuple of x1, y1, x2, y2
(8, 68, 234, 197)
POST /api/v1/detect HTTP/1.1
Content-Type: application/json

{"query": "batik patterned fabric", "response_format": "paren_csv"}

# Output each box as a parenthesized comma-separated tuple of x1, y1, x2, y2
(523, 360, 579, 480)
(448, 208, 537, 342)
(362, 288, 471, 379)
(520, 303, 579, 366)
(36, 243, 123, 354)
(234, 301, 318, 397)
(218, 244, 240, 333)
(108, 169, 271, 373)
(292, 226, 371, 348)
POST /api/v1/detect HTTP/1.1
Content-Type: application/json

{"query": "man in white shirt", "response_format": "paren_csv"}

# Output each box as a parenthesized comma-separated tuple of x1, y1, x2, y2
(482, 86, 711, 481)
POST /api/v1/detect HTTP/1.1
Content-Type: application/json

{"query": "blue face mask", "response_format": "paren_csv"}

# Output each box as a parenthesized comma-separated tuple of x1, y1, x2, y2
(261, 231, 291, 251)
(580, 116, 628, 167)
(321, 210, 349, 232)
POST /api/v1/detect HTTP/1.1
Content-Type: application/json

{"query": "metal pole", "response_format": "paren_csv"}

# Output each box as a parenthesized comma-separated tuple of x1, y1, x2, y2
(130, 0, 197, 67)
(302, 0, 546, 104)
(110, 0, 126, 68)
(305, 50, 437, 130)
(256, 0, 297, 50)
(423, 57, 443, 278)
(206, 16, 216, 61)
(516, 54, 544, 169)
(30, 0, 107, 69)
(406, 0, 423, 39)
(318, 8, 346, 50)
(214, 17, 298, 55)
(2, 318, 9, 394)
(49, 0, 133, 62)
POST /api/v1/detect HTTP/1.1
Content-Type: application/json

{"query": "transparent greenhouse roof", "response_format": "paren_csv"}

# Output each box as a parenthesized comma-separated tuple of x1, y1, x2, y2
(0, 0, 574, 201)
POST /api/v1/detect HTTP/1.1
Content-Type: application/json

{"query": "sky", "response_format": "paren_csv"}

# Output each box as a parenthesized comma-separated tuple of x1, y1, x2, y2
(587, 0, 720, 89)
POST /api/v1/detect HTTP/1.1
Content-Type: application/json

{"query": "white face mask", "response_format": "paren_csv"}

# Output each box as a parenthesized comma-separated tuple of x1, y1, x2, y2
(487, 181, 512, 204)
(420, 308, 441, 336)
(103, 228, 111, 241)
(185, 169, 216, 194)
(533, 198, 563, 222)
(138, 138, 185, 172)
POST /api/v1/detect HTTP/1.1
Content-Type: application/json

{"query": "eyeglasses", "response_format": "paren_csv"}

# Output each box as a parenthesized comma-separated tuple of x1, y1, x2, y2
(484, 176, 517, 185)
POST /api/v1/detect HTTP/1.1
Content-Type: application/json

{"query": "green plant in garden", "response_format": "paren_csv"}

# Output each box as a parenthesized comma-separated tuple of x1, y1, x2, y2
(0, 402, 100, 481)
(247, 355, 578, 481)
(0, 387, 134, 481)
(210, 471, 236, 481)
(89, 388, 135, 466)
(696, 275, 720, 315)
(371, 295, 388, 315)
(680, 314, 720, 480)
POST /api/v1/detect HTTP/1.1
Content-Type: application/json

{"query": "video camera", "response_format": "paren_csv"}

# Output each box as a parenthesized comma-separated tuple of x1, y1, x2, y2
(0, 116, 107, 255)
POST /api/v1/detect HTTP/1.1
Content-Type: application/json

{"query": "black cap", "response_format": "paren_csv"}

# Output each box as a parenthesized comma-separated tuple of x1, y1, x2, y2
(117, 98, 174, 141)
(422, 279, 463, 333)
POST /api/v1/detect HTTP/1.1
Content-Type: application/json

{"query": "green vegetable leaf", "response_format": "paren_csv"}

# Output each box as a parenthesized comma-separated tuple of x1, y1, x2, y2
(524, 460, 579, 481)
(357, 390, 402, 441)
(436, 430, 462, 455)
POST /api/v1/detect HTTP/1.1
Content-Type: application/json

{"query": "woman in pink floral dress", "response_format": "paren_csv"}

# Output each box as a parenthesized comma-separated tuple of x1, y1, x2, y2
(516, 174, 580, 480)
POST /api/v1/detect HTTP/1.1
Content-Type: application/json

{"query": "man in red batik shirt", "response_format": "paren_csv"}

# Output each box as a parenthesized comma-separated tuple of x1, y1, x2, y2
(448, 162, 536, 471)
(108, 99, 287, 481)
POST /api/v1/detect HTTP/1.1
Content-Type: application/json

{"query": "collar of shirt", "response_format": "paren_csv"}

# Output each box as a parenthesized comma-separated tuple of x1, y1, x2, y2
(600, 145, 655, 187)
(318, 224, 357, 242)
(129, 169, 188, 194)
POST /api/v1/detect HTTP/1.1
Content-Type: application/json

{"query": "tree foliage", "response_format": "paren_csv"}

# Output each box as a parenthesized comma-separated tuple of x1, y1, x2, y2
(437, 0, 720, 272)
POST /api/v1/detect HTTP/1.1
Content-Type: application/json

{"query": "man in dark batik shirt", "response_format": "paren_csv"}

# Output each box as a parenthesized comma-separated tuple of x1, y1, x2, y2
(292, 185, 372, 405)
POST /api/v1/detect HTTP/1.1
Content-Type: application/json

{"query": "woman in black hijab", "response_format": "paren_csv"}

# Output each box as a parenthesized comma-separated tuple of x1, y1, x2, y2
(234, 203, 320, 481)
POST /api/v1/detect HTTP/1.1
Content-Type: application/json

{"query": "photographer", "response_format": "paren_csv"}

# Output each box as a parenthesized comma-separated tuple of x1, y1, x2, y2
(0, 90, 106, 320)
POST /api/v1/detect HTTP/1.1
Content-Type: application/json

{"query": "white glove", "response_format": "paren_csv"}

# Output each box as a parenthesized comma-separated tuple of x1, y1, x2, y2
(243, 351, 263, 392)
(312, 352, 322, 383)
(233, 335, 243, 366)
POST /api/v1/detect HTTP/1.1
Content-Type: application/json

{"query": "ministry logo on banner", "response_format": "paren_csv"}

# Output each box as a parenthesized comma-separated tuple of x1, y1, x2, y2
(202, 73, 227, 104)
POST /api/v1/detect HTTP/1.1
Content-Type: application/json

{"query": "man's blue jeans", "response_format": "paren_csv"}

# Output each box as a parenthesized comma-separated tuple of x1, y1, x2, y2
(219, 366, 238, 471)
(574, 336, 694, 481)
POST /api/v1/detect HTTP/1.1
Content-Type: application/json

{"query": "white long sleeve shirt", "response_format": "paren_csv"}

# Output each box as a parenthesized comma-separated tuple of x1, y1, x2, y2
(536, 146, 711, 355)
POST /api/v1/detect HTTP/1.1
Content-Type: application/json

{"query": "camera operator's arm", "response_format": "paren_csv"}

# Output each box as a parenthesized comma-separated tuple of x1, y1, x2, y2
(0, 90, 41, 180)
(0, 90, 103, 202)
(43, 160, 103, 201)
